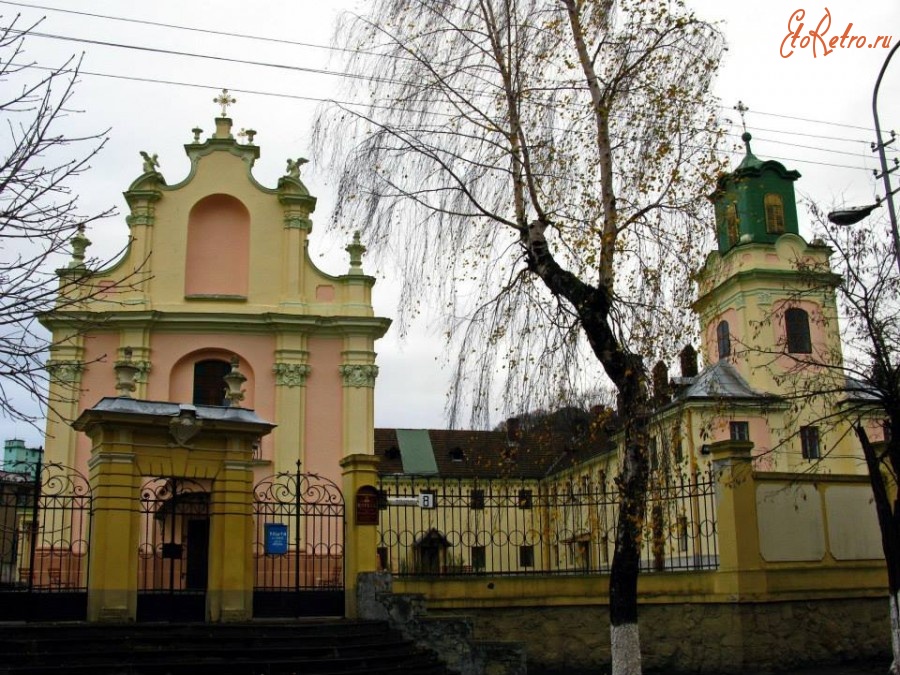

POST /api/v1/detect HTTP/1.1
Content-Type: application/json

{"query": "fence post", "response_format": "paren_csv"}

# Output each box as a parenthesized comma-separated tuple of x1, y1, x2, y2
(340, 454, 381, 618)
(709, 439, 765, 598)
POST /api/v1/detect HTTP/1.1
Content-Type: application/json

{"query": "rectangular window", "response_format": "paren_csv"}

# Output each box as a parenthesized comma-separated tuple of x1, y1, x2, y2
(677, 516, 689, 553)
(674, 438, 684, 464)
(518, 489, 533, 510)
(649, 437, 658, 470)
(801, 426, 820, 460)
(377, 547, 389, 571)
(519, 545, 534, 568)
(730, 421, 750, 441)
(469, 488, 485, 510)
(471, 546, 486, 571)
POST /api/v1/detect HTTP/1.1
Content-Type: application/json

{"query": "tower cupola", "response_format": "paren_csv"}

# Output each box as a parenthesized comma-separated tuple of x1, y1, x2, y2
(710, 132, 801, 253)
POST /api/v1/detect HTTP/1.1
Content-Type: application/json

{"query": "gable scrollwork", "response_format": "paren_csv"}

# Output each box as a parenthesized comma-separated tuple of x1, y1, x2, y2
(273, 363, 311, 387)
(339, 364, 379, 388)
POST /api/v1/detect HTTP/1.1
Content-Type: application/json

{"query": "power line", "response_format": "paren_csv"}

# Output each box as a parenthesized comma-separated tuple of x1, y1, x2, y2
(17, 61, 880, 175)
(0, 0, 355, 55)
(2, 2, 887, 139)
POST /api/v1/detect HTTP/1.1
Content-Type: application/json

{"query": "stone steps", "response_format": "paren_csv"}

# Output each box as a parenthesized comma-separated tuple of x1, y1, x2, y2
(0, 620, 453, 675)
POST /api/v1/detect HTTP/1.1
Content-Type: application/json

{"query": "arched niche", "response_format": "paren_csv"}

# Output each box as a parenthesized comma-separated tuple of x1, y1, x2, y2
(185, 194, 250, 298)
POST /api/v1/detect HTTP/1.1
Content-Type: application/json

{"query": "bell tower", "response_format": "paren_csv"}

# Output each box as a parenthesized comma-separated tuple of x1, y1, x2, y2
(693, 134, 843, 396)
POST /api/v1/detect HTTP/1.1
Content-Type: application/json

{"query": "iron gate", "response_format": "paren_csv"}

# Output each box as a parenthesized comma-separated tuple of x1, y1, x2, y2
(136, 477, 210, 622)
(253, 464, 345, 617)
(0, 460, 92, 621)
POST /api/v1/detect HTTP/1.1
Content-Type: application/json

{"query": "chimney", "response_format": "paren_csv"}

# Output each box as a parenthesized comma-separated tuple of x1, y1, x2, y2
(506, 417, 521, 444)
(679, 344, 698, 378)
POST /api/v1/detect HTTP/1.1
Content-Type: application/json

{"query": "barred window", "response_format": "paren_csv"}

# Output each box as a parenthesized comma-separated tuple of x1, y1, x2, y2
(470, 489, 485, 510)
(801, 426, 820, 460)
(471, 546, 486, 571)
(519, 545, 534, 568)
(730, 421, 750, 442)
(518, 489, 533, 510)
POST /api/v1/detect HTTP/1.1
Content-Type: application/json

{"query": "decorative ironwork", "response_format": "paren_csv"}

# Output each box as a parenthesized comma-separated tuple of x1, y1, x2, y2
(137, 477, 210, 622)
(253, 463, 345, 617)
(0, 460, 93, 621)
(377, 469, 718, 577)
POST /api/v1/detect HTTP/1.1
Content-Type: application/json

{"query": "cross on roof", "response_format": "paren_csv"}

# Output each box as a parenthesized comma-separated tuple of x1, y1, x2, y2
(734, 100, 749, 133)
(214, 88, 236, 117)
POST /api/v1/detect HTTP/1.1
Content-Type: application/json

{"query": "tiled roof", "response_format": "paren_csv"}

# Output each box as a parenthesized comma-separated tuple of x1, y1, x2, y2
(374, 425, 614, 479)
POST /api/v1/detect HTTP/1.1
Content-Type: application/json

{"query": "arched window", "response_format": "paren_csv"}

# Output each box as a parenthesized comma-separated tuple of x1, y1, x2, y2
(725, 203, 739, 246)
(192, 359, 231, 405)
(716, 320, 731, 360)
(764, 194, 785, 234)
(785, 308, 812, 354)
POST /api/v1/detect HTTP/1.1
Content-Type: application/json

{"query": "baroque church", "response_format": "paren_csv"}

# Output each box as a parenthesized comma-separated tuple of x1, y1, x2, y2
(0, 99, 886, 644)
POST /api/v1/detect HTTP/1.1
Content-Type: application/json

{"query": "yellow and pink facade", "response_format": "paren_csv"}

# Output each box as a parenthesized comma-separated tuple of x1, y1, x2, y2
(41, 112, 390, 488)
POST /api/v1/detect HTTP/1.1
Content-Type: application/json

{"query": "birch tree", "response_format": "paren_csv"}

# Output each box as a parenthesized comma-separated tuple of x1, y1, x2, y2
(315, 1, 723, 672)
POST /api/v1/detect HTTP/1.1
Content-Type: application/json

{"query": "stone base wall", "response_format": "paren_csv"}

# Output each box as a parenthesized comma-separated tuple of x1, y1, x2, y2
(433, 597, 890, 674)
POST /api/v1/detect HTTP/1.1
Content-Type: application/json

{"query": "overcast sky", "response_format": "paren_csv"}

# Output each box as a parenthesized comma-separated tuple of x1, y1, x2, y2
(0, 0, 898, 446)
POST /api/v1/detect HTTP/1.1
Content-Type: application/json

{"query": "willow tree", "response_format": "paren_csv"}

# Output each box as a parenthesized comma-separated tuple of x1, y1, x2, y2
(315, 1, 723, 672)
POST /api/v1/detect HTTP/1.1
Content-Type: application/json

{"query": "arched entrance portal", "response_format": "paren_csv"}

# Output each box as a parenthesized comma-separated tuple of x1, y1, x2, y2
(136, 477, 210, 622)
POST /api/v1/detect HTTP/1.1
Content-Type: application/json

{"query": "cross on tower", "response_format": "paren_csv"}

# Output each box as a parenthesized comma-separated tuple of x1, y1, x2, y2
(213, 88, 236, 117)
(734, 100, 749, 133)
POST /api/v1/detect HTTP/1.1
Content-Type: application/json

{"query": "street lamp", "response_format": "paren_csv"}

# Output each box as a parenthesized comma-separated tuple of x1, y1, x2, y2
(827, 41, 900, 276)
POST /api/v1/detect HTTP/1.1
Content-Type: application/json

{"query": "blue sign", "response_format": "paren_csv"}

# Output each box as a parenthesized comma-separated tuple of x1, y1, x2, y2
(264, 523, 289, 555)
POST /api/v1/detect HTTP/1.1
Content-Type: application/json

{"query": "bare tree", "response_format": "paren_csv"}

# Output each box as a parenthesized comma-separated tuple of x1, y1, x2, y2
(763, 204, 900, 674)
(315, 0, 723, 672)
(0, 17, 117, 424)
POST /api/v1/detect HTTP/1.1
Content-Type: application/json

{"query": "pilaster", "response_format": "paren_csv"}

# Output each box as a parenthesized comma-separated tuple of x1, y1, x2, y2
(340, 454, 381, 618)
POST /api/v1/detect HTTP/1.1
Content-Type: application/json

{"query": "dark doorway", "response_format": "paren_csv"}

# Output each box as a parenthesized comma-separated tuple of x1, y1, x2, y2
(185, 519, 210, 590)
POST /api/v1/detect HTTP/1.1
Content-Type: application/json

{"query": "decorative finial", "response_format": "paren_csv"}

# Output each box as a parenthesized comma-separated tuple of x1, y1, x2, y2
(213, 88, 236, 117)
(114, 346, 139, 398)
(734, 100, 749, 133)
(346, 231, 366, 274)
(223, 356, 247, 407)
(68, 225, 91, 269)
(139, 151, 159, 174)
(238, 128, 257, 144)
(285, 157, 308, 179)
(191, 127, 203, 143)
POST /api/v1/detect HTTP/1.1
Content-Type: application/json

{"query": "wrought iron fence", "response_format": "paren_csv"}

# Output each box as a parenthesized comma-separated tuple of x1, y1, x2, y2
(377, 469, 717, 577)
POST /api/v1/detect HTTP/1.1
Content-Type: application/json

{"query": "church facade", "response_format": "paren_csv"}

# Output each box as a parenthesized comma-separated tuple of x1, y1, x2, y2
(41, 107, 390, 489)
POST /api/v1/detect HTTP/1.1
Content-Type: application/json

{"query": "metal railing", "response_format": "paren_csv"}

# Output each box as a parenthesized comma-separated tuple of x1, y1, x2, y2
(377, 469, 717, 577)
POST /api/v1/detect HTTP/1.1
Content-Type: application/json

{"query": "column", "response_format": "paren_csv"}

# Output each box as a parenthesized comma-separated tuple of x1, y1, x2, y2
(86, 431, 142, 622)
(208, 459, 255, 622)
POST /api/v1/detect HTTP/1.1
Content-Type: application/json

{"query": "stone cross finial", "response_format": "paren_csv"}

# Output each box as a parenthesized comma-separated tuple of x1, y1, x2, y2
(734, 100, 749, 133)
(214, 88, 236, 117)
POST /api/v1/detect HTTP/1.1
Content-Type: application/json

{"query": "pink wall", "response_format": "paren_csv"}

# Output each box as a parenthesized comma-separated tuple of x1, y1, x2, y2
(148, 333, 276, 460)
(184, 194, 250, 297)
(304, 337, 343, 486)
